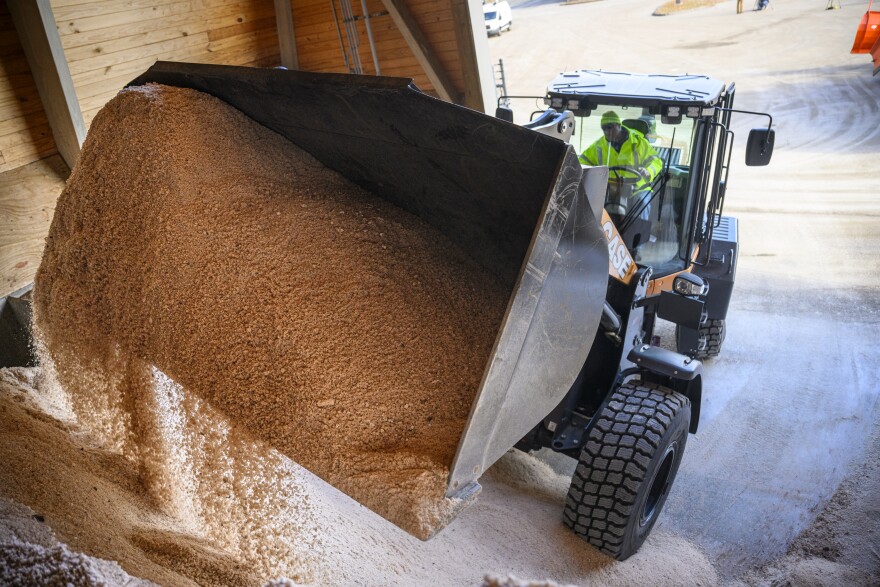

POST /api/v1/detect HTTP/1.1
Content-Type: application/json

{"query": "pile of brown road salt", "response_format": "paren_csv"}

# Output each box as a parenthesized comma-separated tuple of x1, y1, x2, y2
(33, 81, 509, 561)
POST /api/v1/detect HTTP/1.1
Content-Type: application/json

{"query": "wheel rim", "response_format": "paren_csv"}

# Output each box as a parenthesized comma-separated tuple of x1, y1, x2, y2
(640, 441, 677, 528)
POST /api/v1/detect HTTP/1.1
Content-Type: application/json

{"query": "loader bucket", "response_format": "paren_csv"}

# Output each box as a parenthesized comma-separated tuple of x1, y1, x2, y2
(116, 62, 608, 534)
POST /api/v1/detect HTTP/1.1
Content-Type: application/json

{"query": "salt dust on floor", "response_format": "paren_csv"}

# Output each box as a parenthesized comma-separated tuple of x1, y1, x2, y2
(2, 363, 876, 586)
(0, 364, 725, 587)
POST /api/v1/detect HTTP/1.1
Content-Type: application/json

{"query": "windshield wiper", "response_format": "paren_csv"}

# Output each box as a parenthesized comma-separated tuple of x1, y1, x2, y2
(618, 127, 677, 235)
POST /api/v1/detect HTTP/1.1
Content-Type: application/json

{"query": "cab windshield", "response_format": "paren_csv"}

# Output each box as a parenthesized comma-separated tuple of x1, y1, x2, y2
(569, 106, 697, 276)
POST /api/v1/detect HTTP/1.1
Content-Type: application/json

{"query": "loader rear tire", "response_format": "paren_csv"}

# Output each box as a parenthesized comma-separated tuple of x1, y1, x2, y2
(697, 318, 725, 359)
(563, 381, 690, 560)
(676, 318, 725, 360)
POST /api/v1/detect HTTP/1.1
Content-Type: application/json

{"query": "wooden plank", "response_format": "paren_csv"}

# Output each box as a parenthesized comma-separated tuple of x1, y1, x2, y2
(0, 82, 36, 106)
(67, 32, 211, 76)
(73, 71, 137, 101)
(273, 0, 299, 69)
(52, 0, 247, 13)
(61, 7, 276, 60)
(56, 3, 193, 36)
(175, 38, 282, 68)
(55, 0, 252, 35)
(0, 106, 50, 137)
(51, 0, 115, 7)
(207, 28, 277, 54)
(0, 134, 60, 175)
(0, 87, 46, 121)
(1, 144, 59, 173)
(0, 238, 48, 293)
(309, 0, 438, 16)
(366, 52, 446, 71)
(58, 2, 274, 49)
(294, 16, 455, 39)
(0, 110, 51, 139)
(0, 122, 53, 153)
(51, 0, 167, 8)
(72, 56, 164, 88)
(296, 33, 458, 56)
(293, 0, 336, 9)
(245, 54, 280, 68)
(52, 0, 186, 23)
(0, 154, 68, 296)
(208, 16, 277, 42)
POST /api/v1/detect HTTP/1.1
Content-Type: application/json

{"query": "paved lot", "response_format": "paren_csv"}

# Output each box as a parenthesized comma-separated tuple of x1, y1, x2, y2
(485, 0, 880, 579)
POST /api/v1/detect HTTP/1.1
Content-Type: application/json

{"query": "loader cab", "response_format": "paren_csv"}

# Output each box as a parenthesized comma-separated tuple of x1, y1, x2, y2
(543, 70, 743, 279)
(566, 105, 698, 275)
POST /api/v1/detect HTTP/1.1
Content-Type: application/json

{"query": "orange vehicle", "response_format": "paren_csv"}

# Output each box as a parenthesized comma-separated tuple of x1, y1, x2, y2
(851, 0, 880, 74)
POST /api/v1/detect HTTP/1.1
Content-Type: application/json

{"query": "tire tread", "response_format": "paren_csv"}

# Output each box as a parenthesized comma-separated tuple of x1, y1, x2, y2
(563, 381, 688, 559)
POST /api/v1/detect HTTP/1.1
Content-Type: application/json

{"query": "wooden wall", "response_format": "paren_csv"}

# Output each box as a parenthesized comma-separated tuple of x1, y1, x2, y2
(2, 0, 475, 171)
(293, 0, 462, 96)
(0, 1, 59, 173)
(52, 0, 283, 129)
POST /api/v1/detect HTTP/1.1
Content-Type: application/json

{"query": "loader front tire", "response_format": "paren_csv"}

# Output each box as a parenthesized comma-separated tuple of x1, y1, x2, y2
(563, 381, 690, 560)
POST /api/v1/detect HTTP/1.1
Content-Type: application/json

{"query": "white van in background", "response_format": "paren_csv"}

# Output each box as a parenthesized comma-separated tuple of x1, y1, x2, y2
(484, 1, 513, 36)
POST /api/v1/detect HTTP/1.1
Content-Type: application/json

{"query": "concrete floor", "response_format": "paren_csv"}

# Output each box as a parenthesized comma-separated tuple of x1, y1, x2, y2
(488, 0, 880, 580)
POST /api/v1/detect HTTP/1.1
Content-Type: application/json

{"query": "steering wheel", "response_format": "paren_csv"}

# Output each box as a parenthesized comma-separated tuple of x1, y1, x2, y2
(607, 165, 642, 184)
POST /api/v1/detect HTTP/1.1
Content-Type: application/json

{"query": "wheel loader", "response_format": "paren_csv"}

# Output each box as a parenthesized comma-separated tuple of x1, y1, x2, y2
(50, 62, 772, 561)
(495, 69, 775, 558)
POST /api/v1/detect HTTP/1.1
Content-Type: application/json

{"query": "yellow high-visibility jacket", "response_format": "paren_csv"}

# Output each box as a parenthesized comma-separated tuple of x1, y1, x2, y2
(579, 128, 663, 192)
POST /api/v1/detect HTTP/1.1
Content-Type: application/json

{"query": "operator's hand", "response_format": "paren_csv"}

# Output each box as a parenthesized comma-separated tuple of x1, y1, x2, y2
(637, 167, 652, 182)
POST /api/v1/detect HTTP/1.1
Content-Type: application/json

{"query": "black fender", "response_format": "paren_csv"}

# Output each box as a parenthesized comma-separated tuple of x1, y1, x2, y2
(627, 344, 703, 434)
(694, 215, 738, 321)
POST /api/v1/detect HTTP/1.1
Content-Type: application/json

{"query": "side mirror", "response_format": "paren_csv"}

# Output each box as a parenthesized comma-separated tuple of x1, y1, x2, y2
(495, 106, 514, 123)
(745, 128, 775, 166)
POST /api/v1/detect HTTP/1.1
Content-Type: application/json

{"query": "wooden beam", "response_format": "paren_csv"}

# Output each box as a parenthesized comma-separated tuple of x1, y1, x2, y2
(379, 0, 457, 103)
(273, 0, 300, 69)
(451, 0, 494, 113)
(7, 0, 86, 169)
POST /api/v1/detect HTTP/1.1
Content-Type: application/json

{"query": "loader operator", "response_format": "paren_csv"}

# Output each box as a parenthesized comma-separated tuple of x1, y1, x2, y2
(579, 110, 663, 249)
